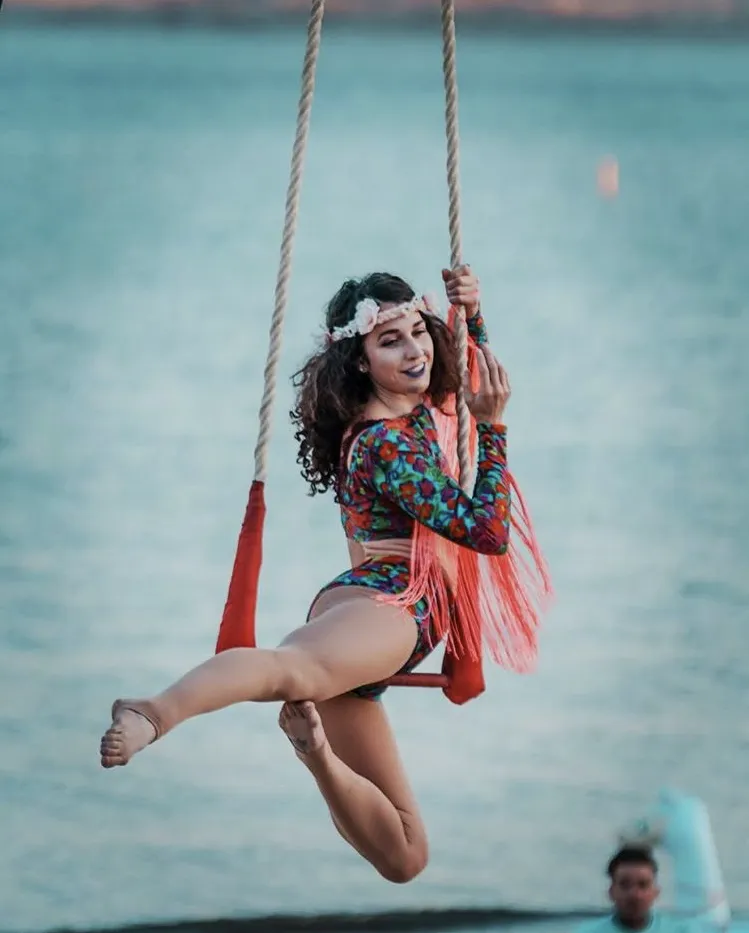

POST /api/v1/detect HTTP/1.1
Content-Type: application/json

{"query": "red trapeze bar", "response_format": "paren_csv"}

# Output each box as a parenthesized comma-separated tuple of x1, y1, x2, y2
(384, 673, 449, 688)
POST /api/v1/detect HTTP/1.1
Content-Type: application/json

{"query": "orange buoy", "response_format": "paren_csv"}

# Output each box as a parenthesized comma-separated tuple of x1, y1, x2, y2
(597, 156, 620, 198)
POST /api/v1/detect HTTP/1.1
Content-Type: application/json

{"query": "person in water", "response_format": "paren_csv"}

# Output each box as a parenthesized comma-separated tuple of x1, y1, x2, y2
(575, 846, 713, 933)
(100, 265, 534, 884)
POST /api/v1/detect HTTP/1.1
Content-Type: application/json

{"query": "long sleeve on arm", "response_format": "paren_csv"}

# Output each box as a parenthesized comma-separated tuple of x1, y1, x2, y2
(466, 309, 489, 346)
(361, 420, 510, 555)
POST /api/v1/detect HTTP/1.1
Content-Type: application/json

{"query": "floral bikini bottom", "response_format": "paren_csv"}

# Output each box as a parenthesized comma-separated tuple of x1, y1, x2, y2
(307, 558, 438, 700)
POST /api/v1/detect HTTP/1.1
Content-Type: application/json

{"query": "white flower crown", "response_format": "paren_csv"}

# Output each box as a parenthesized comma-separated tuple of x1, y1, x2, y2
(327, 293, 441, 344)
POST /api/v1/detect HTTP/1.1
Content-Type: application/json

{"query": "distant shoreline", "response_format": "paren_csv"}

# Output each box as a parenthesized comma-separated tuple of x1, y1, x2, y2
(9, 907, 607, 933)
(4, 4, 749, 38)
(12, 909, 749, 933)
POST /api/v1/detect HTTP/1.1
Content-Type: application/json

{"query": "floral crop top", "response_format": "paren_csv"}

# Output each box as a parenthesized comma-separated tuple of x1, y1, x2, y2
(338, 312, 511, 556)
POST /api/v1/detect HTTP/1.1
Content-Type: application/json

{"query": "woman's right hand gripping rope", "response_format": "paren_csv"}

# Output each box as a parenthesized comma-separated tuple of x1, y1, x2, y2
(464, 345, 511, 425)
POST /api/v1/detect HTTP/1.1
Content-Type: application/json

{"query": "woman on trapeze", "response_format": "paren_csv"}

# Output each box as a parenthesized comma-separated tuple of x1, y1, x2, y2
(100, 265, 538, 884)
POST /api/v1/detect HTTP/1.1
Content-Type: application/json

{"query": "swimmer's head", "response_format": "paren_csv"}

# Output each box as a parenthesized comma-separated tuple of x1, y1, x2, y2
(607, 846, 660, 928)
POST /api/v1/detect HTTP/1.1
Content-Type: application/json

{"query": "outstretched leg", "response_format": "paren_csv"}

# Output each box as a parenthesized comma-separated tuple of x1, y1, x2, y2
(279, 694, 428, 884)
(100, 586, 417, 768)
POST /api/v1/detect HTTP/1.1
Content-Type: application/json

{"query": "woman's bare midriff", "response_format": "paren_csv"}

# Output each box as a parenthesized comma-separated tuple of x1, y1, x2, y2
(346, 537, 412, 568)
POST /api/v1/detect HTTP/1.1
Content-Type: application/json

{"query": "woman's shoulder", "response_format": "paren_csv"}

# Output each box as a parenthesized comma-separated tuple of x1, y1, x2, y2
(346, 404, 432, 467)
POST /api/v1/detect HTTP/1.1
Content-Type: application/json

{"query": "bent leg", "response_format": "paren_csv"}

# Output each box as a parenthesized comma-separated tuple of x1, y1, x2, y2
(279, 694, 428, 884)
(100, 587, 417, 767)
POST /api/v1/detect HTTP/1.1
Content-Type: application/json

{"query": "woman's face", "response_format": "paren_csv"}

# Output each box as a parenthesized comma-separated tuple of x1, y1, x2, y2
(361, 307, 434, 400)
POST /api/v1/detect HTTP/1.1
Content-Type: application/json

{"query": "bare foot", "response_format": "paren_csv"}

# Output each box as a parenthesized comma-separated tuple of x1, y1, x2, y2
(100, 700, 159, 769)
(278, 700, 328, 760)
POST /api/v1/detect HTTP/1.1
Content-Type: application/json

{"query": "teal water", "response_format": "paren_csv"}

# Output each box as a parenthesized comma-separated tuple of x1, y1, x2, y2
(1, 22, 748, 933)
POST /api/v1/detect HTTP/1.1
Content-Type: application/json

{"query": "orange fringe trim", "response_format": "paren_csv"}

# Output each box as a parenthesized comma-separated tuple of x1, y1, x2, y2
(379, 308, 553, 704)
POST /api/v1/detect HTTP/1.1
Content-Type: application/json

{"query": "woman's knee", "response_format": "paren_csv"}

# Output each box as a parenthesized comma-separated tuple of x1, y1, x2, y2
(379, 840, 429, 884)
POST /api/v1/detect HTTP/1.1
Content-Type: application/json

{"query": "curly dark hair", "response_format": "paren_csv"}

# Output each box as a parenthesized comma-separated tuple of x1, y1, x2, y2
(290, 272, 461, 498)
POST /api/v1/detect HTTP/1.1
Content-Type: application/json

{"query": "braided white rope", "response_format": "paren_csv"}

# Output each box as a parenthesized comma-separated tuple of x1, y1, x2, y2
(441, 0, 471, 491)
(254, 0, 325, 483)
(253, 0, 468, 492)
